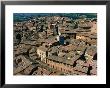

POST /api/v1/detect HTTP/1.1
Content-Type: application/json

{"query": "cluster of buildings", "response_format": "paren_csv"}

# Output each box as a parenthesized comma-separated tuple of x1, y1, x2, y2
(13, 15, 97, 75)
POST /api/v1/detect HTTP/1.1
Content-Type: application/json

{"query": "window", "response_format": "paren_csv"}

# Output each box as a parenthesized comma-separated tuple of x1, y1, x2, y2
(61, 68, 62, 71)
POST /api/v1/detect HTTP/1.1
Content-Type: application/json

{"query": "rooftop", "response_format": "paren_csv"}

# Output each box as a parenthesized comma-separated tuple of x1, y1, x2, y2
(37, 46, 48, 52)
(47, 54, 80, 65)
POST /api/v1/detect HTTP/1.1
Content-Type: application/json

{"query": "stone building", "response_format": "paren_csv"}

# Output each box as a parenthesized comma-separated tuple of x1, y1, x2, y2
(37, 46, 48, 61)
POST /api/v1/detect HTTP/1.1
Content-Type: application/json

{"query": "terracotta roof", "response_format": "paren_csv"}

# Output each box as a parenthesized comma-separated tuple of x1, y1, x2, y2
(78, 21, 93, 28)
(13, 55, 32, 74)
(47, 54, 80, 65)
(45, 37, 57, 44)
(14, 44, 31, 55)
(86, 46, 97, 56)
(59, 29, 77, 34)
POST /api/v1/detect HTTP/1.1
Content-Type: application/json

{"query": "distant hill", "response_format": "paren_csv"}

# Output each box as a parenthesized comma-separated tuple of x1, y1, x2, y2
(13, 13, 97, 22)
